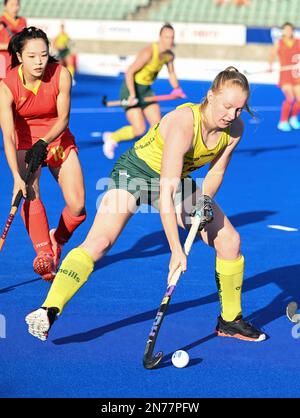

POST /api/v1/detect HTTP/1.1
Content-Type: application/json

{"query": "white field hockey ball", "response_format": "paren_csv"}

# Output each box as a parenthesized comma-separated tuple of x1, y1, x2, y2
(171, 350, 189, 368)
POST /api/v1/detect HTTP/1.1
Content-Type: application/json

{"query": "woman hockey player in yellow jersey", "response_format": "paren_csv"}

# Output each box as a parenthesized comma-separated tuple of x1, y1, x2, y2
(54, 23, 76, 82)
(103, 22, 186, 159)
(26, 67, 266, 343)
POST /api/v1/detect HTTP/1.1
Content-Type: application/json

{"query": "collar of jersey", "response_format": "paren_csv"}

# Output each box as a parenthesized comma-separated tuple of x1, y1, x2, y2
(18, 65, 42, 95)
(283, 38, 295, 48)
(3, 12, 20, 27)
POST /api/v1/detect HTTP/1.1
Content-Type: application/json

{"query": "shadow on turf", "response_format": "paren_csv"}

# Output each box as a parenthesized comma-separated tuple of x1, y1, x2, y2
(71, 91, 102, 98)
(53, 294, 219, 345)
(235, 144, 299, 157)
(242, 264, 300, 329)
(158, 357, 203, 370)
(157, 334, 217, 369)
(76, 140, 103, 150)
(0, 278, 41, 294)
(94, 210, 276, 271)
(53, 264, 300, 346)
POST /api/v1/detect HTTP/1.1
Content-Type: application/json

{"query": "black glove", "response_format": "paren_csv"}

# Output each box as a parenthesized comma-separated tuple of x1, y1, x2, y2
(25, 139, 48, 173)
(190, 195, 214, 230)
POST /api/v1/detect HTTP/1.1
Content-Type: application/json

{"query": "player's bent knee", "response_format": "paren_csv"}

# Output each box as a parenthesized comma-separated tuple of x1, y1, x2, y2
(133, 126, 146, 137)
(66, 198, 85, 217)
(216, 231, 241, 258)
(226, 231, 241, 253)
(230, 232, 241, 256)
(27, 185, 40, 200)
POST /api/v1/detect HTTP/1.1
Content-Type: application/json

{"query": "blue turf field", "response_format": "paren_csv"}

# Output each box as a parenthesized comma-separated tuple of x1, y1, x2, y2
(0, 74, 300, 398)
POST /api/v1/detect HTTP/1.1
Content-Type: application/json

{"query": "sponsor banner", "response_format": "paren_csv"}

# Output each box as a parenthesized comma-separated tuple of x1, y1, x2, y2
(28, 18, 246, 46)
(175, 23, 245, 46)
(77, 53, 280, 84)
(77, 54, 132, 77)
(246, 27, 272, 44)
(247, 26, 300, 44)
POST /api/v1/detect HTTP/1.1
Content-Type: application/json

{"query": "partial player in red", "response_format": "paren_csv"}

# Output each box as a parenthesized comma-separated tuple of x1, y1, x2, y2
(0, 0, 26, 78)
(269, 22, 300, 132)
(0, 27, 86, 281)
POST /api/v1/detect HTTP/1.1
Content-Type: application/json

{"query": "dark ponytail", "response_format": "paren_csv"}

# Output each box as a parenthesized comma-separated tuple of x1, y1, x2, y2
(8, 26, 58, 68)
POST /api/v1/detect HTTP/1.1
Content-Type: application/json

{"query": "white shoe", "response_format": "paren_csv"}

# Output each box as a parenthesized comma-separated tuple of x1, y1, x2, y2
(289, 116, 300, 129)
(25, 307, 59, 341)
(103, 132, 118, 159)
(277, 121, 291, 132)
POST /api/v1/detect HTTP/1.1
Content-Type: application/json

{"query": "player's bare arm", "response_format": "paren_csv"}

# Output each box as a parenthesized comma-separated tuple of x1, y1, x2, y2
(203, 118, 244, 197)
(125, 45, 152, 99)
(0, 81, 27, 198)
(42, 66, 72, 144)
(159, 107, 194, 277)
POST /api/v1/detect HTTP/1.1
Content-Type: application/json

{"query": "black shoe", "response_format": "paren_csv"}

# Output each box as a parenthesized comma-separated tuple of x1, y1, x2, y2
(216, 315, 266, 342)
(25, 307, 59, 341)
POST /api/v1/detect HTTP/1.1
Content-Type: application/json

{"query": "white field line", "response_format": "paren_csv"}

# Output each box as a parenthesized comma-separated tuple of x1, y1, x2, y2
(268, 225, 298, 232)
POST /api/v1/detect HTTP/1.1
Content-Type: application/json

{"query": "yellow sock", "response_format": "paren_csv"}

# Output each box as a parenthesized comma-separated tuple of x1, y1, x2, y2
(110, 125, 135, 143)
(67, 64, 75, 77)
(43, 247, 94, 313)
(215, 255, 244, 322)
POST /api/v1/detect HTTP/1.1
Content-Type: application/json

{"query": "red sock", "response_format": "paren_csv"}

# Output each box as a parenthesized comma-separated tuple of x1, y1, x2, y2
(280, 100, 293, 122)
(54, 207, 86, 245)
(291, 102, 300, 117)
(21, 199, 53, 255)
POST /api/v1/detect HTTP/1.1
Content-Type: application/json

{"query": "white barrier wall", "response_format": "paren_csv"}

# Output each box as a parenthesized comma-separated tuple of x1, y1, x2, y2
(77, 53, 280, 84)
(28, 18, 246, 46)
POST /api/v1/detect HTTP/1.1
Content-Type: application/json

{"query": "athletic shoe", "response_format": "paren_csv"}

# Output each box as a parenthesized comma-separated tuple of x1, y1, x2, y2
(25, 307, 59, 341)
(33, 252, 56, 282)
(277, 121, 291, 132)
(103, 132, 118, 159)
(289, 116, 300, 129)
(216, 315, 266, 342)
(49, 228, 63, 270)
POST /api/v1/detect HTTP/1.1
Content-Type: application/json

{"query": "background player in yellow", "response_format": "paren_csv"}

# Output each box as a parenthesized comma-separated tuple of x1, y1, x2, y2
(54, 23, 76, 83)
(102, 22, 186, 159)
(26, 67, 265, 344)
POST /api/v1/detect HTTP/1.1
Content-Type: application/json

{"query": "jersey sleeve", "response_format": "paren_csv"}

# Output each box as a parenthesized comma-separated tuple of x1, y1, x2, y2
(3, 69, 18, 102)
(0, 25, 10, 43)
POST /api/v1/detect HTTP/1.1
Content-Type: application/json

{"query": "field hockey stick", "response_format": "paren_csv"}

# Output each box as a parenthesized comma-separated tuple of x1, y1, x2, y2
(102, 92, 186, 108)
(244, 64, 300, 75)
(286, 301, 300, 323)
(0, 20, 13, 37)
(143, 214, 202, 370)
(0, 161, 33, 252)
